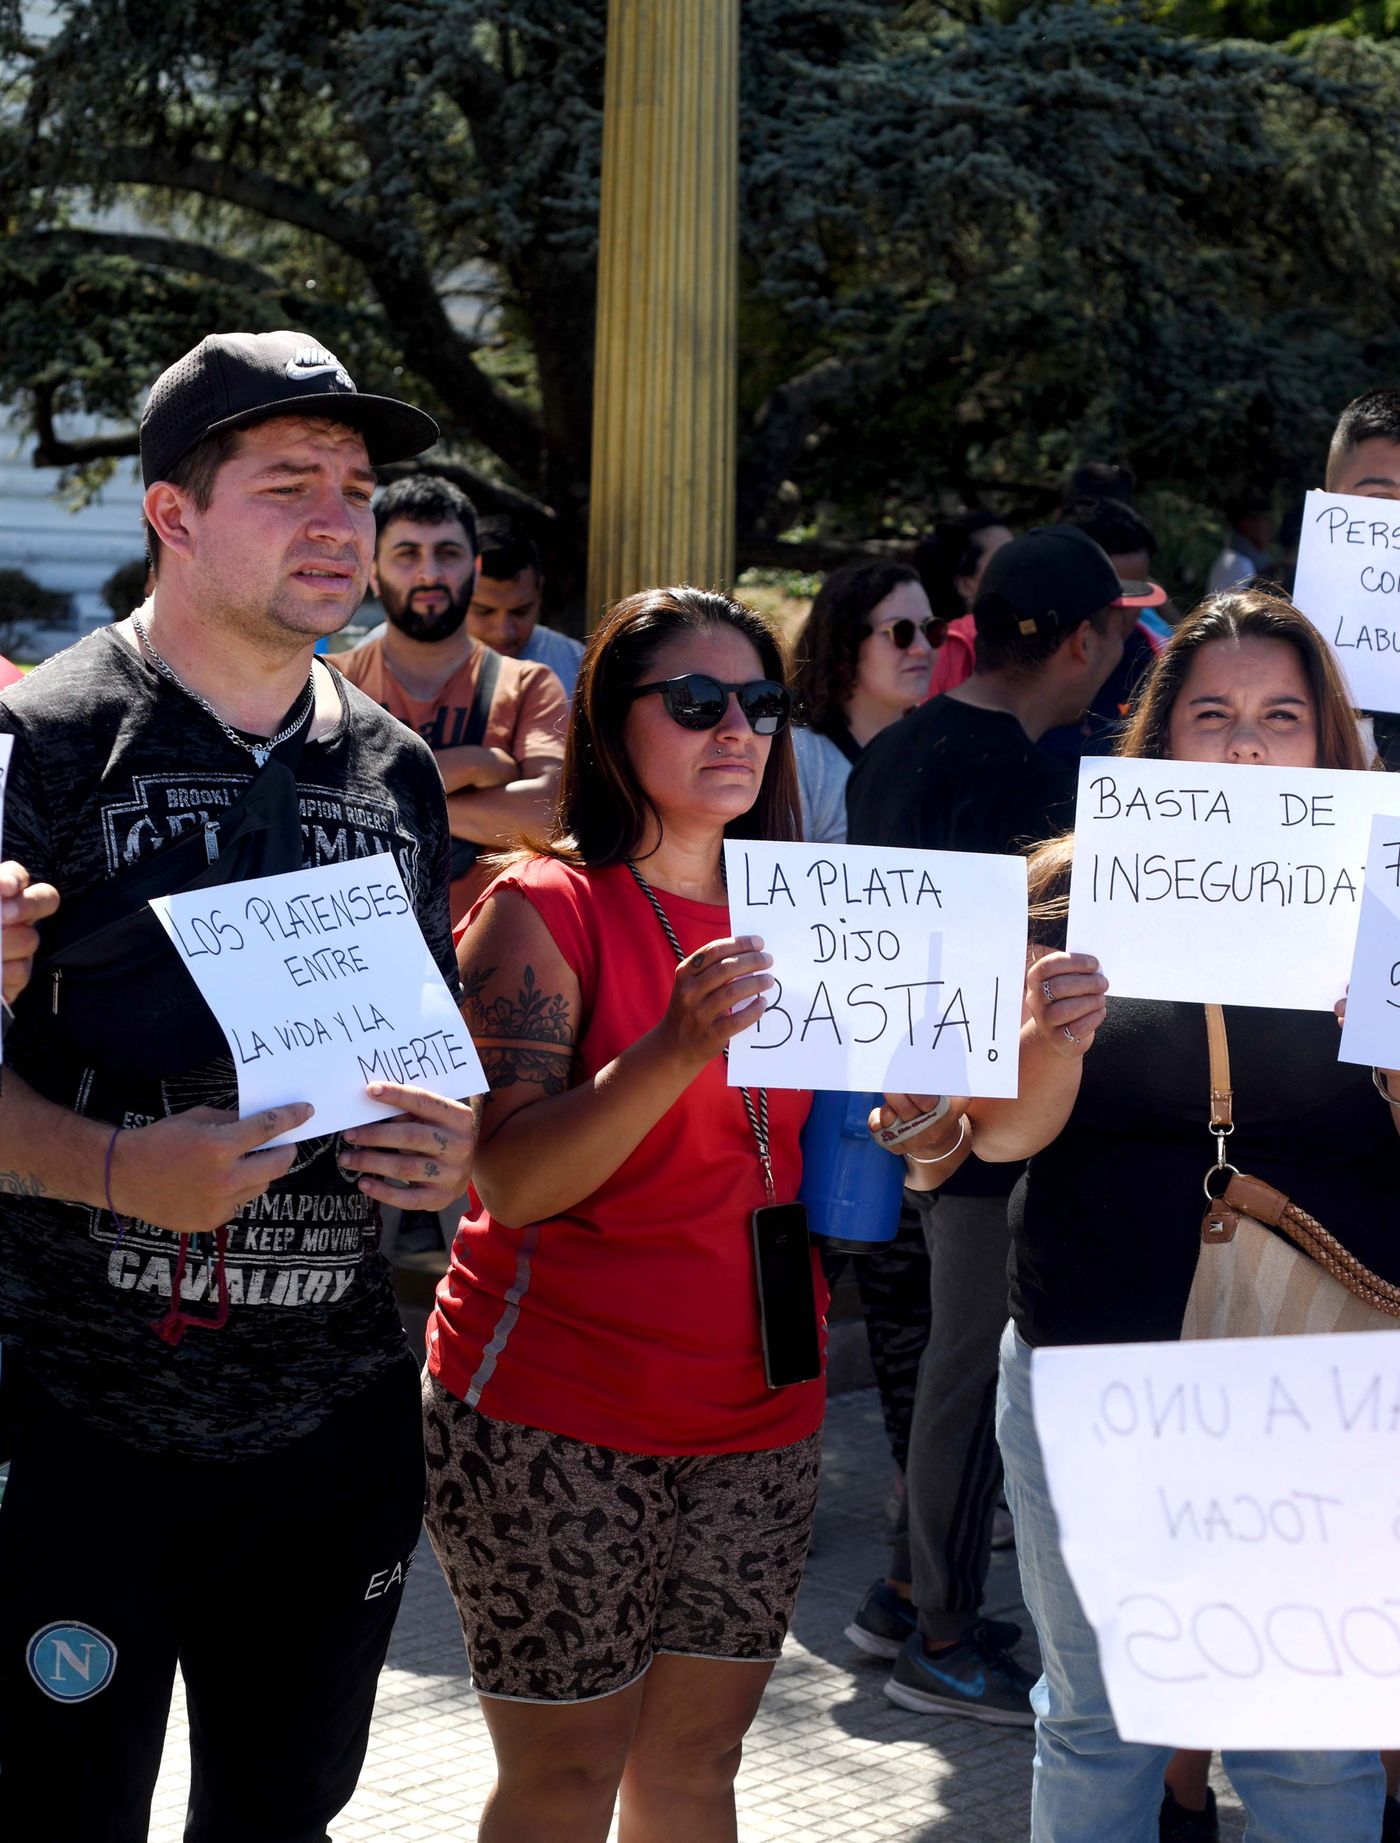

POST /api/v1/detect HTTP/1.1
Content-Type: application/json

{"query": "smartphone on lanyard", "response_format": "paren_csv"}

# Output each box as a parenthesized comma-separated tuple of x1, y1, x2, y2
(751, 1202, 822, 1388)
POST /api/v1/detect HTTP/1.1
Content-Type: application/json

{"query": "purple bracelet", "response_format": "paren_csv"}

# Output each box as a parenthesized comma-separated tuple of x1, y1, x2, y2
(105, 1125, 129, 1248)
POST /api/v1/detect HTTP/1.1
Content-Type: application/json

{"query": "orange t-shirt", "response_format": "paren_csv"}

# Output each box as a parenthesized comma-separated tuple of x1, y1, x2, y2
(335, 635, 566, 919)
(927, 614, 976, 698)
(428, 857, 826, 1455)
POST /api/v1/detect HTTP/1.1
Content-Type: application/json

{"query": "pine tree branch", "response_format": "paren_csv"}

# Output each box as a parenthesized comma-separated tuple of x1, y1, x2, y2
(98, 147, 366, 252)
(30, 383, 138, 469)
(83, 144, 549, 490)
(27, 228, 279, 296)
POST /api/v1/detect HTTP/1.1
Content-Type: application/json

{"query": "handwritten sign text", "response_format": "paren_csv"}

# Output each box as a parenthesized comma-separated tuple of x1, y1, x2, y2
(724, 840, 1026, 1096)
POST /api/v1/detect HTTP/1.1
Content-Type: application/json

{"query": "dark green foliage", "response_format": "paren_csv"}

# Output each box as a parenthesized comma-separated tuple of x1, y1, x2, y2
(100, 558, 150, 619)
(1, 0, 606, 574)
(1144, 1, 1400, 41)
(739, 5, 1400, 575)
(4, 0, 1400, 599)
(0, 569, 70, 650)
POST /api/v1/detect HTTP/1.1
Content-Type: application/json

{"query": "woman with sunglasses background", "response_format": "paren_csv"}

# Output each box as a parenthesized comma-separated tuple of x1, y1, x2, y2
(789, 562, 942, 844)
(422, 585, 954, 1843)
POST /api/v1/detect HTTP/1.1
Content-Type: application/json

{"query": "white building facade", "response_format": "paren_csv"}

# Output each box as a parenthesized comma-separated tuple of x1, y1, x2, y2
(0, 405, 147, 654)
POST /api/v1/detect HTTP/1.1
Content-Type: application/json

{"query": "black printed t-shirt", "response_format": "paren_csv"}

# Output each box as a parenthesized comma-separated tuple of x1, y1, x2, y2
(1008, 994, 1400, 1348)
(847, 695, 1076, 1199)
(0, 628, 458, 1460)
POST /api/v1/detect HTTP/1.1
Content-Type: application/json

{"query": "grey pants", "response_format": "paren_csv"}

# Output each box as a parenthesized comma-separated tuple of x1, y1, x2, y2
(891, 1190, 1013, 1644)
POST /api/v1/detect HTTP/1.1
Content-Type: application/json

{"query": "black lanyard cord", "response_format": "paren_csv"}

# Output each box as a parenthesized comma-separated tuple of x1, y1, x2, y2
(625, 860, 774, 1202)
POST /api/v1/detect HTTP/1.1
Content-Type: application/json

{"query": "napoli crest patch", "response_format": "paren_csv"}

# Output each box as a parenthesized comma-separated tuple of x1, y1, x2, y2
(26, 1622, 118, 1703)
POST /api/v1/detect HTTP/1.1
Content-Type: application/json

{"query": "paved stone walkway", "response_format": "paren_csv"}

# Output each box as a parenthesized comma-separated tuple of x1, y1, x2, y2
(147, 1389, 1247, 1840)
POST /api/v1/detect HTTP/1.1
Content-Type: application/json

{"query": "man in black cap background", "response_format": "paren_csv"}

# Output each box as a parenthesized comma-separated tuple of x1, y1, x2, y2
(0, 330, 477, 1842)
(842, 525, 1134, 1727)
(1039, 496, 1171, 762)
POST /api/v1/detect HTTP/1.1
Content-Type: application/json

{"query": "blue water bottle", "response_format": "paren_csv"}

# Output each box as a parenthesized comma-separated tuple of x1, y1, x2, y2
(799, 1090, 907, 1256)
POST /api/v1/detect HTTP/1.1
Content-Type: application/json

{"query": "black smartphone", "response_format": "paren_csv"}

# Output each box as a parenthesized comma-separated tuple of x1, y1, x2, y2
(751, 1202, 822, 1389)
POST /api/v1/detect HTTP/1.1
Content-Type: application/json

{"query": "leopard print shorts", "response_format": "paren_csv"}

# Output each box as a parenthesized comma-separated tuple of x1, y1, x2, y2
(422, 1372, 822, 1703)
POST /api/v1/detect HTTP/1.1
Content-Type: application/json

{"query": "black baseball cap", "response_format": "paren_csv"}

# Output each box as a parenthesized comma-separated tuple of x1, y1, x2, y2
(139, 330, 440, 487)
(973, 525, 1166, 641)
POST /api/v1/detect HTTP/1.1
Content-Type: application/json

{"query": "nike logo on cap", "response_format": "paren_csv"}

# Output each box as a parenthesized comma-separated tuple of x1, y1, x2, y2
(286, 344, 355, 390)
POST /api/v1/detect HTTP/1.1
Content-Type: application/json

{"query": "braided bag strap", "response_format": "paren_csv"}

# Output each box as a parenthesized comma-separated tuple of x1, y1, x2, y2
(1275, 1196, 1400, 1319)
(1204, 1005, 1400, 1320)
(1222, 1171, 1400, 1318)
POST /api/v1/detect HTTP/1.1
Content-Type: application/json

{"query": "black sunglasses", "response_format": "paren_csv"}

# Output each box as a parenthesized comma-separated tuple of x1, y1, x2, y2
(629, 673, 792, 736)
(872, 615, 947, 649)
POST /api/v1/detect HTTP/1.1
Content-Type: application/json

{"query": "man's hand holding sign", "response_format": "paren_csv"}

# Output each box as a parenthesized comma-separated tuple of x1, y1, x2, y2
(1, 860, 60, 1011)
(0, 737, 60, 1020)
(150, 852, 483, 1222)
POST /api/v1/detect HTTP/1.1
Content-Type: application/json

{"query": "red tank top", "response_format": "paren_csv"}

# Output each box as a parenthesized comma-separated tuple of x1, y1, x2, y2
(428, 857, 826, 1454)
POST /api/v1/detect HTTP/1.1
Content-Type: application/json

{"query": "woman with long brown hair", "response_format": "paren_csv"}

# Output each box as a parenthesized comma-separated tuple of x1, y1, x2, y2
(422, 586, 960, 1841)
(966, 587, 1393, 1842)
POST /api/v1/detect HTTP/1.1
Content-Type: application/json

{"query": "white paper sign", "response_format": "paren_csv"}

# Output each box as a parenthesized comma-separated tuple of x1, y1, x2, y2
(1338, 811, 1400, 1068)
(1292, 488, 1400, 712)
(1033, 1332, 1400, 1748)
(1066, 757, 1400, 1010)
(150, 853, 486, 1144)
(723, 839, 1026, 1096)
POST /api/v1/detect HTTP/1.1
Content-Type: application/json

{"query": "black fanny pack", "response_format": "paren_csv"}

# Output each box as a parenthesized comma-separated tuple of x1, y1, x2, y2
(23, 721, 309, 1085)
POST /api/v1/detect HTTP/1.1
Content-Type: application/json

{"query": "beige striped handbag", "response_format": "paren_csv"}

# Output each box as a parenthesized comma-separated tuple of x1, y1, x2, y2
(1180, 1004, 1400, 1340)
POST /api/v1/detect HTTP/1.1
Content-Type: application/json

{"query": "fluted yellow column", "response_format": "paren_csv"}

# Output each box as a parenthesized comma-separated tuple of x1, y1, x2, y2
(586, 0, 738, 621)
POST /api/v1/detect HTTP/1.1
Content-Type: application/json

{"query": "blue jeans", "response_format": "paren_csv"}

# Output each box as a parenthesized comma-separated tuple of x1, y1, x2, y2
(995, 1321, 1384, 1843)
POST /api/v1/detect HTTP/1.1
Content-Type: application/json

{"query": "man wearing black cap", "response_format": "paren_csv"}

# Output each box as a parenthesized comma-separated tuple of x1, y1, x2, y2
(844, 525, 1141, 1726)
(1040, 497, 1172, 762)
(0, 331, 477, 1841)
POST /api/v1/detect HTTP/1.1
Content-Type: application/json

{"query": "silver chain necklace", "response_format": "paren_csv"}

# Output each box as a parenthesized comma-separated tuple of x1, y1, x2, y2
(130, 612, 315, 768)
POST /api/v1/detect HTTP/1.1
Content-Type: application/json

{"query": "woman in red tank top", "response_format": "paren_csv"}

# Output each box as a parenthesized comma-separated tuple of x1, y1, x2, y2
(422, 586, 824, 1843)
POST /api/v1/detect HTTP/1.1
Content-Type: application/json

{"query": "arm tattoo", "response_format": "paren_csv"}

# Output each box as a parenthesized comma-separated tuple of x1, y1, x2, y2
(465, 964, 571, 1044)
(465, 963, 576, 1102)
(460, 963, 496, 1034)
(0, 1169, 47, 1199)
(482, 1045, 573, 1099)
